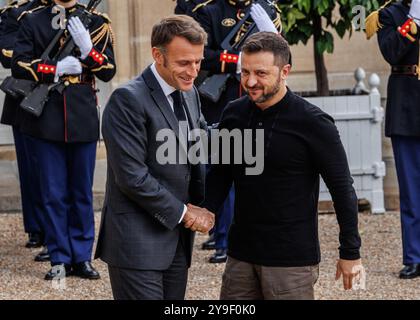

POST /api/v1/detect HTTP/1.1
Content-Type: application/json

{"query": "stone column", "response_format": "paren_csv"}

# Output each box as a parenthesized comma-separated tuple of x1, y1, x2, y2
(107, 0, 175, 86)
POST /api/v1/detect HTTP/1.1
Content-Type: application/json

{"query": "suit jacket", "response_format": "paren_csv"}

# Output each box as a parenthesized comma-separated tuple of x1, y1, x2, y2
(95, 66, 207, 270)
(378, 2, 420, 137)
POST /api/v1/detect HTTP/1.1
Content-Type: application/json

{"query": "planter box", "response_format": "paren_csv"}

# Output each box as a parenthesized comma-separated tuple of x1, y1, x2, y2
(304, 77, 385, 214)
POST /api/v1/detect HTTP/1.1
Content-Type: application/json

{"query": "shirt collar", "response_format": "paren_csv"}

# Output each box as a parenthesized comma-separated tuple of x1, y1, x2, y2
(151, 63, 176, 98)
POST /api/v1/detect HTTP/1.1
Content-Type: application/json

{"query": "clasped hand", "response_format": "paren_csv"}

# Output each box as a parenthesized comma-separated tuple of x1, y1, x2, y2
(183, 204, 215, 234)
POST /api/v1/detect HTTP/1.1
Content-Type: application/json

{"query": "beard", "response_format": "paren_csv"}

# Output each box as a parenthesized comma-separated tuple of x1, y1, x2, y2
(245, 74, 282, 104)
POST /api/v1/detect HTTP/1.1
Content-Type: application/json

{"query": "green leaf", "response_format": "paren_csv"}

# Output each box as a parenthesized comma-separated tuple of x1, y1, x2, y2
(302, 0, 311, 13)
(298, 24, 313, 37)
(290, 8, 306, 20)
(324, 31, 334, 53)
(316, 39, 326, 54)
(335, 20, 346, 38)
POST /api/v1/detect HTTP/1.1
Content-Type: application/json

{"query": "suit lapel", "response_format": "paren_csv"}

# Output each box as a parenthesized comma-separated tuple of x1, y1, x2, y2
(142, 66, 190, 157)
(142, 67, 180, 137)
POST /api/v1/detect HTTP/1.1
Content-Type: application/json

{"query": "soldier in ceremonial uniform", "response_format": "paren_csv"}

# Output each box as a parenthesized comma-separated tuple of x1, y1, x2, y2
(0, 0, 52, 259)
(194, 0, 281, 263)
(366, 0, 420, 279)
(11, 0, 116, 279)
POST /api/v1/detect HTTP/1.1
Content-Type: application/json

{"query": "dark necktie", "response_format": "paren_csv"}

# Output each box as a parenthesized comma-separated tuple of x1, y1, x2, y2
(170, 90, 187, 122)
(170, 90, 189, 151)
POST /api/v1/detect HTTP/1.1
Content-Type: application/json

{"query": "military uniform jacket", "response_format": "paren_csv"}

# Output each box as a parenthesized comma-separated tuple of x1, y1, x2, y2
(11, 3, 116, 143)
(196, 0, 280, 76)
(0, 0, 50, 127)
(195, 0, 280, 124)
(378, 2, 420, 137)
(0, 0, 19, 50)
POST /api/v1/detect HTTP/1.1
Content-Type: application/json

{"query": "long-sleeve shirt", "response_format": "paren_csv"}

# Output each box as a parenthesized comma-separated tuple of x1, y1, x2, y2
(203, 89, 361, 267)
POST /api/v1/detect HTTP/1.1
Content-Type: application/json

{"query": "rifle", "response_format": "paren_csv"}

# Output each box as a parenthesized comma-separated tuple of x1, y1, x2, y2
(0, 0, 103, 117)
(198, 0, 278, 102)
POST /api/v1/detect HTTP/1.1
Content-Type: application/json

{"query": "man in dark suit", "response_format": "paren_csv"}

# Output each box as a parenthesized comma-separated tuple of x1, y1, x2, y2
(368, 0, 420, 279)
(95, 15, 215, 300)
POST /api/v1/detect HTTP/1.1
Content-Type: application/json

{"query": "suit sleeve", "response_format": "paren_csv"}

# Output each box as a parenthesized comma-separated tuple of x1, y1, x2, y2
(309, 113, 361, 260)
(377, 9, 420, 65)
(80, 16, 116, 82)
(11, 16, 57, 83)
(102, 87, 185, 230)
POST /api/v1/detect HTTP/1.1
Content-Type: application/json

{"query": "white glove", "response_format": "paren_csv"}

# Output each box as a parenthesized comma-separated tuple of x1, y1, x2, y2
(56, 56, 82, 77)
(250, 3, 278, 33)
(410, 0, 420, 25)
(68, 16, 93, 59)
(236, 52, 242, 74)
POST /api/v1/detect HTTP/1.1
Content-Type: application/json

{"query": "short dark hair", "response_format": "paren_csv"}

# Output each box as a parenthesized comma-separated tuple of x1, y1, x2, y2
(242, 32, 291, 67)
(151, 15, 207, 51)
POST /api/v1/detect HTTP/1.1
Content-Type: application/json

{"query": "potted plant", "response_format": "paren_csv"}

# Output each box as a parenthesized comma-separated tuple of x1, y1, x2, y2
(279, 0, 383, 96)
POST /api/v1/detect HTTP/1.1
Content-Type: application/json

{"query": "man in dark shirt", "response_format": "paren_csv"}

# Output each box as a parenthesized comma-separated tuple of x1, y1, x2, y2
(203, 32, 363, 300)
(193, 0, 281, 264)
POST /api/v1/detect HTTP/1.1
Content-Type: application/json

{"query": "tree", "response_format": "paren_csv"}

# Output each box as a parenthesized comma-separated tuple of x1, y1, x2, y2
(278, 0, 384, 96)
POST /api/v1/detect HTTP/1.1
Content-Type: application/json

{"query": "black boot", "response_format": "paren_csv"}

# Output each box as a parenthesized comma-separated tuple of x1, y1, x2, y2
(45, 264, 72, 280)
(34, 246, 50, 262)
(209, 248, 227, 263)
(25, 233, 43, 248)
(201, 234, 216, 250)
(72, 261, 100, 280)
(399, 264, 420, 279)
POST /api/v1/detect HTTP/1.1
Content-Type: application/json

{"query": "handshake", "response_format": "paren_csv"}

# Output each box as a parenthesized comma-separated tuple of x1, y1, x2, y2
(183, 204, 215, 234)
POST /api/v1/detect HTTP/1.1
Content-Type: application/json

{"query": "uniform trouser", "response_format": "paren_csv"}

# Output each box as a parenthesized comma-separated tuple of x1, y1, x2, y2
(27, 136, 96, 265)
(214, 186, 235, 250)
(12, 127, 43, 235)
(392, 136, 420, 264)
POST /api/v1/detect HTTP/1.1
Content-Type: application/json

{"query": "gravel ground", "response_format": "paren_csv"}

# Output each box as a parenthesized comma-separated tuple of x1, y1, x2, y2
(0, 211, 419, 300)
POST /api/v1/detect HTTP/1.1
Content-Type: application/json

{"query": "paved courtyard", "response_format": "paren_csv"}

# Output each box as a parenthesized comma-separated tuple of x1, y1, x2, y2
(0, 211, 419, 300)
